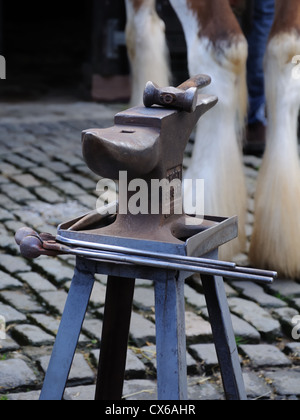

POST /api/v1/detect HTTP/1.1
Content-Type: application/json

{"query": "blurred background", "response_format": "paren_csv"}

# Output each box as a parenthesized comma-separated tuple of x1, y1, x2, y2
(0, 0, 251, 103)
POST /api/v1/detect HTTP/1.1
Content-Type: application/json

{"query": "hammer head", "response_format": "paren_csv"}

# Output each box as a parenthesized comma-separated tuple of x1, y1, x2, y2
(143, 82, 198, 113)
(143, 75, 212, 113)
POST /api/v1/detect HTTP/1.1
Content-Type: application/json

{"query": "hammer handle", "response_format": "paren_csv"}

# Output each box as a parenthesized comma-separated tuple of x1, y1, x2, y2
(177, 74, 211, 91)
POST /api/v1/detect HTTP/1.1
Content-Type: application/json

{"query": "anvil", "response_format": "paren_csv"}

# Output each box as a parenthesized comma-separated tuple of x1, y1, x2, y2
(65, 75, 221, 247)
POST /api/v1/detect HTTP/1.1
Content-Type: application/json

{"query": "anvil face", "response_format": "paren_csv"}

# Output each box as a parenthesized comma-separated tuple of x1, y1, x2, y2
(82, 125, 161, 180)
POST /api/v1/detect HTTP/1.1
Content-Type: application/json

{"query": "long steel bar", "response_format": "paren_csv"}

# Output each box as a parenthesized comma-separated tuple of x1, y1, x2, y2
(53, 245, 275, 284)
(56, 235, 236, 269)
(56, 235, 277, 281)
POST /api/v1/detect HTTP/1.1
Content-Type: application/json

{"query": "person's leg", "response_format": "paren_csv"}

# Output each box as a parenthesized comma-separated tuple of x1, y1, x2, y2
(247, 0, 275, 125)
(246, 0, 275, 154)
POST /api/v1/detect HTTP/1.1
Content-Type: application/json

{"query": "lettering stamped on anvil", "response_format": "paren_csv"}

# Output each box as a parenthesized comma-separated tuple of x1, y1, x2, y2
(167, 165, 183, 183)
(163, 165, 183, 218)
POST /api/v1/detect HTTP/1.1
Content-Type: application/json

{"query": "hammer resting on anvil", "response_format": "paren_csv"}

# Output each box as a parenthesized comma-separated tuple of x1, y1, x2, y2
(81, 75, 218, 243)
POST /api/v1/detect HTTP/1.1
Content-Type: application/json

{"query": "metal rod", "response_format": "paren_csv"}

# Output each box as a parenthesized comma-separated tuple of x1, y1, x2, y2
(56, 235, 236, 270)
(57, 246, 275, 284)
(235, 266, 278, 279)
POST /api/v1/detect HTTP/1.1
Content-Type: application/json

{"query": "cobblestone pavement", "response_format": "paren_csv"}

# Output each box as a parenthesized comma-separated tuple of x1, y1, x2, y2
(0, 100, 300, 401)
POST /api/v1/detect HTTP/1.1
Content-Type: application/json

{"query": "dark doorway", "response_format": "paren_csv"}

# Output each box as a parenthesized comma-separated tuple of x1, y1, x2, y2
(0, 0, 93, 100)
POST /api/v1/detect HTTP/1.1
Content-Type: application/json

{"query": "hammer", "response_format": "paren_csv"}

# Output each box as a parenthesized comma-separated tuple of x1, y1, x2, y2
(143, 74, 211, 112)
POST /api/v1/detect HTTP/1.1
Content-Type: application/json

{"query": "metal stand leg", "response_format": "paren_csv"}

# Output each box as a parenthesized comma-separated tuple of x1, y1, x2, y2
(201, 272, 247, 400)
(155, 273, 188, 400)
(39, 251, 247, 401)
(40, 259, 95, 400)
(95, 276, 135, 400)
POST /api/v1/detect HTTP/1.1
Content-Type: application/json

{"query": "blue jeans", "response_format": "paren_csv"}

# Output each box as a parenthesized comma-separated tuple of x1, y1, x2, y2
(247, 0, 275, 125)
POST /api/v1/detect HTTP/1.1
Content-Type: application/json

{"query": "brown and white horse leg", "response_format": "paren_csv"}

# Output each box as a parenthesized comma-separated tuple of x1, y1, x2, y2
(125, 0, 171, 106)
(249, 0, 300, 278)
(170, 0, 248, 260)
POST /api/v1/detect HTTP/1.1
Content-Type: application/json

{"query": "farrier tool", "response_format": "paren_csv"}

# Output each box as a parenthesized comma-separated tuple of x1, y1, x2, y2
(15, 226, 275, 283)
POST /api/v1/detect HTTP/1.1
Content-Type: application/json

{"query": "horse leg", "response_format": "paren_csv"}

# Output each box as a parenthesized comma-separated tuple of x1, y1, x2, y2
(125, 0, 171, 106)
(170, 0, 248, 260)
(249, 0, 300, 278)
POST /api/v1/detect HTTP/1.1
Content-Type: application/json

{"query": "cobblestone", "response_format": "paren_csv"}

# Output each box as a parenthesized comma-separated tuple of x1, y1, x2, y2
(0, 271, 23, 289)
(240, 344, 292, 368)
(231, 281, 287, 308)
(185, 312, 213, 343)
(0, 254, 31, 273)
(267, 279, 300, 299)
(33, 186, 64, 204)
(0, 302, 27, 324)
(0, 101, 299, 400)
(12, 324, 55, 346)
(0, 290, 44, 313)
(0, 358, 37, 390)
(53, 181, 87, 197)
(263, 370, 300, 397)
(33, 257, 75, 284)
(0, 194, 21, 210)
(29, 166, 61, 182)
(11, 174, 41, 188)
(130, 312, 156, 346)
(189, 343, 218, 368)
(39, 290, 68, 315)
(243, 371, 272, 399)
(18, 272, 57, 293)
(38, 353, 95, 385)
(1, 183, 37, 203)
(82, 318, 103, 342)
(230, 313, 261, 343)
(228, 297, 282, 340)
